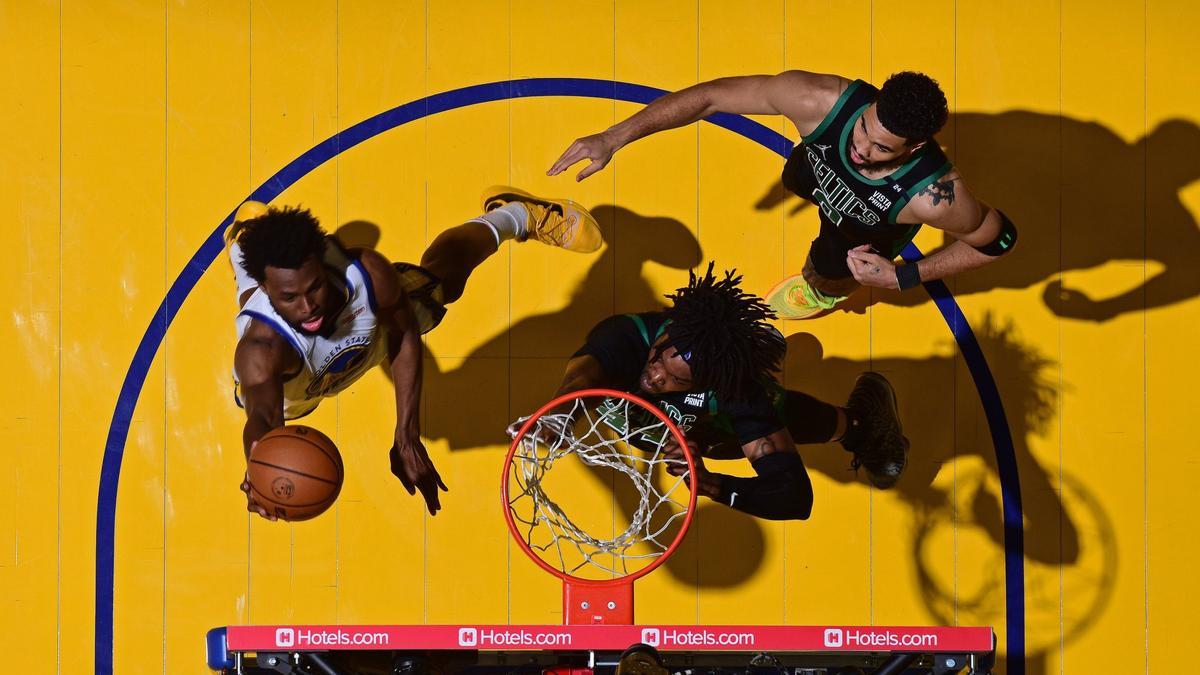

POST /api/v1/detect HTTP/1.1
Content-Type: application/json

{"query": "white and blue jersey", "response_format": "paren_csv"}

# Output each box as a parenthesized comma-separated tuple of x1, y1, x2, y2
(234, 239, 389, 419)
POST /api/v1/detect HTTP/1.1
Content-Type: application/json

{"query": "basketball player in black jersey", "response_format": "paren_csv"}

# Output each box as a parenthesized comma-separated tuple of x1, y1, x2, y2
(521, 264, 909, 521)
(549, 71, 1018, 318)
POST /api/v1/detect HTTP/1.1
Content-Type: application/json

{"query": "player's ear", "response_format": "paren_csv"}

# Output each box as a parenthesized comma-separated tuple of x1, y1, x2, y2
(906, 138, 927, 152)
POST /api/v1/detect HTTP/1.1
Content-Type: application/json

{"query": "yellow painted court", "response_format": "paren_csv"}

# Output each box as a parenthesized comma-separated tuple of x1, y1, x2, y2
(3, 1, 1198, 673)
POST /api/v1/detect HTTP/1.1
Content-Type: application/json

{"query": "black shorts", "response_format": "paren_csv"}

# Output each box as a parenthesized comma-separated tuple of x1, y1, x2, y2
(394, 262, 447, 334)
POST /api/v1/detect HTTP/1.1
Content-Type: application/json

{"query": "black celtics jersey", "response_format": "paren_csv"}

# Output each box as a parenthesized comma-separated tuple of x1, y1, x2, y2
(574, 313, 786, 446)
(782, 79, 952, 279)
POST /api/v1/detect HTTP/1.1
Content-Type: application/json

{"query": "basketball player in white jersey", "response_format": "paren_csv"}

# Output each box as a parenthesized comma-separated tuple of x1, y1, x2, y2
(227, 188, 602, 519)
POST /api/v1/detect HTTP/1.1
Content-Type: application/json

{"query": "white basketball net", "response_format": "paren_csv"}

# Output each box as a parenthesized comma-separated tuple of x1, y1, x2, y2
(506, 396, 693, 579)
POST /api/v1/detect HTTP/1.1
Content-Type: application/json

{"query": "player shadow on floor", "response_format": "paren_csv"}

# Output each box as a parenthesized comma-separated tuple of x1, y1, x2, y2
(343, 210, 1117, 628)
(754, 113, 1200, 322)
(783, 316, 1116, 674)
(414, 204, 705, 450)
(332, 219, 383, 250)
(783, 314, 1082, 566)
(408, 206, 777, 589)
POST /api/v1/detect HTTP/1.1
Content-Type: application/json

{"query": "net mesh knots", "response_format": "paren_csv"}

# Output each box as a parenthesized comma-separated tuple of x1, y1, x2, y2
(506, 396, 693, 578)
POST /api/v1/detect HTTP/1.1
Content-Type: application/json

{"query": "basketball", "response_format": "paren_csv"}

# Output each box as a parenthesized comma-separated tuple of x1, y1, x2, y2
(247, 425, 343, 522)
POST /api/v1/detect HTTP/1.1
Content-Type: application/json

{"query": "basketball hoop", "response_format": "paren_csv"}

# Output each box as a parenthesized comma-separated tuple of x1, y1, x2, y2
(502, 389, 697, 625)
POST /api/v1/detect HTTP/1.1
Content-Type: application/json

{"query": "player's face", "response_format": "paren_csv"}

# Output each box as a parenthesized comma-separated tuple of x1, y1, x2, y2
(639, 339, 695, 395)
(262, 256, 335, 335)
(848, 104, 920, 170)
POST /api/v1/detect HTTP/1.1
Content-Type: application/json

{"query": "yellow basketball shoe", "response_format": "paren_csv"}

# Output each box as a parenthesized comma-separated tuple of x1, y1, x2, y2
(764, 273, 844, 320)
(481, 185, 603, 253)
(224, 200, 269, 247)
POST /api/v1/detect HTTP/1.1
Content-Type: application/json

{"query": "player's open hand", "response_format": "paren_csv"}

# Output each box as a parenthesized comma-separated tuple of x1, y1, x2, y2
(240, 464, 278, 522)
(390, 435, 448, 516)
(547, 131, 619, 181)
(846, 244, 899, 289)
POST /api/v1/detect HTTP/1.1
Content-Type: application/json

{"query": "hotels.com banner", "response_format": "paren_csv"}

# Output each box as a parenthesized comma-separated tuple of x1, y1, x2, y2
(225, 625, 993, 653)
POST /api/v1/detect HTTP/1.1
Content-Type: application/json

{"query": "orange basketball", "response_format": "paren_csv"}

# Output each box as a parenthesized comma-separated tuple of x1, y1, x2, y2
(247, 425, 343, 522)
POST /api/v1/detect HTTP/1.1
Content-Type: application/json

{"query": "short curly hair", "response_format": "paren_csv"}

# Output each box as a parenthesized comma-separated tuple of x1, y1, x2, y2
(876, 71, 948, 143)
(236, 206, 327, 282)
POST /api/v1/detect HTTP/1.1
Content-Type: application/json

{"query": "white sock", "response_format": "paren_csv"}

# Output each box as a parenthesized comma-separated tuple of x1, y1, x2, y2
(229, 242, 258, 298)
(474, 202, 528, 245)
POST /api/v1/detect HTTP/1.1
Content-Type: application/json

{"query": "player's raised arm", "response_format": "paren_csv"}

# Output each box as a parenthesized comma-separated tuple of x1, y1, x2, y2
(547, 70, 846, 181)
(504, 321, 623, 441)
(553, 354, 613, 399)
(357, 248, 448, 516)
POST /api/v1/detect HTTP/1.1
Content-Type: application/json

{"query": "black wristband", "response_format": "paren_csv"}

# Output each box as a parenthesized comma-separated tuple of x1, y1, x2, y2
(711, 452, 814, 521)
(895, 262, 922, 290)
(972, 210, 1018, 257)
(715, 453, 807, 505)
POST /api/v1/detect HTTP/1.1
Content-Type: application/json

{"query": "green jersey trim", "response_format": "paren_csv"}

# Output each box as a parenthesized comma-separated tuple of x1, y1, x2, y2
(837, 103, 926, 187)
(884, 159, 951, 222)
(903, 160, 954, 201)
(627, 313, 651, 346)
(801, 79, 861, 144)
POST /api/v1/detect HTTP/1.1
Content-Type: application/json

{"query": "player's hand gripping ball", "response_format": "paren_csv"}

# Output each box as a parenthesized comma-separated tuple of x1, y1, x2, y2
(246, 425, 344, 521)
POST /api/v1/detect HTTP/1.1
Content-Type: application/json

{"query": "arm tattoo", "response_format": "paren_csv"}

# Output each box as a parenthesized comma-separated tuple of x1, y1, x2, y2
(918, 177, 957, 206)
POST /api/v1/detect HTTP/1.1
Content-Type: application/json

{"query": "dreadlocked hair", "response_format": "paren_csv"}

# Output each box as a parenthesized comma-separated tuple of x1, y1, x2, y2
(236, 205, 327, 282)
(663, 262, 786, 402)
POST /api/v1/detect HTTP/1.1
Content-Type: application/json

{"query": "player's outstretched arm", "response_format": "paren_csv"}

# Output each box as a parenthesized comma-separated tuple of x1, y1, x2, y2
(553, 354, 613, 399)
(358, 249, 448, 516)
(667, 429, 813, 521)
(845, 173, 1017, 290)
(504, 354, 616, 442)
(547, 70, 846, 182)
(233, 326, 291, 520)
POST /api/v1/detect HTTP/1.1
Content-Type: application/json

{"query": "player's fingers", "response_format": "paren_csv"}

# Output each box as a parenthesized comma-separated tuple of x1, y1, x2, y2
(850, 243, 872, 252)
(398, 471, 416, 495)
(847, 260, 864, 283)
(422, 458, 449, 493)
(419, 482, 442, 515)
(548, 142, 585, 175)
(575, 159, 606, 182)
(550, 142, 585, 171)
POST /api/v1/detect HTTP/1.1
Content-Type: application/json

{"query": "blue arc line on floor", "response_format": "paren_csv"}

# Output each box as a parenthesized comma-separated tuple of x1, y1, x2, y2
(96, 77, 1024, 674)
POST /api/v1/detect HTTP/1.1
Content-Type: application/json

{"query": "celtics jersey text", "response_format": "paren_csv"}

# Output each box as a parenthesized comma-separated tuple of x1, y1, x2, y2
(782, 79, 952, 278)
